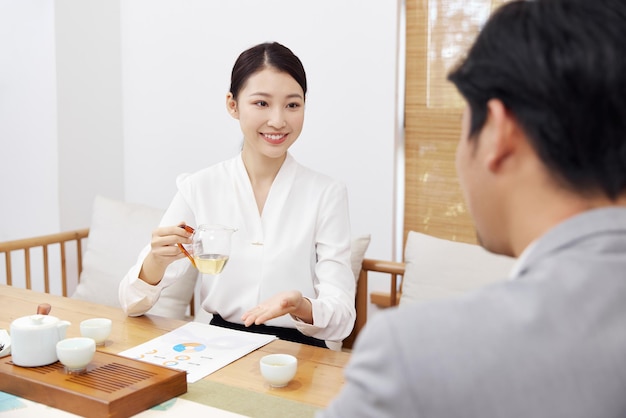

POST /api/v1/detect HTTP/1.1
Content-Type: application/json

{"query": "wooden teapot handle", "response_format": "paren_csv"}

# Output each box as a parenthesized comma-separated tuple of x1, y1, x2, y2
(177, 224, 196, 268)
(37, 303, 51, 315)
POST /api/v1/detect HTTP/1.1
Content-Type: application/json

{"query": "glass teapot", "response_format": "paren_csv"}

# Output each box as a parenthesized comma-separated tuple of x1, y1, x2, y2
(178, 224, 237, 275)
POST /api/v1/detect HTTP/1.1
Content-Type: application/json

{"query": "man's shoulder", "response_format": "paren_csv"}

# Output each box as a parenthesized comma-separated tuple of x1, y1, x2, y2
(366, 257, 626, 361)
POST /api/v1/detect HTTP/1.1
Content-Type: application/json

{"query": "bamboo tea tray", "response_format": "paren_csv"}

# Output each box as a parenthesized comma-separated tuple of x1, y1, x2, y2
(0, 351, 187, 418)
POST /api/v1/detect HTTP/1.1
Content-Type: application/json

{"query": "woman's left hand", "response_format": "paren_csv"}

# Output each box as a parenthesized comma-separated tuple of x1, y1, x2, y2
(241, 290, 312, 326)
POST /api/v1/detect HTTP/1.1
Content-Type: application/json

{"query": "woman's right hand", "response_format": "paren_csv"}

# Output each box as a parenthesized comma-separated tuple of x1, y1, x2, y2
(138, 223, 193, 285)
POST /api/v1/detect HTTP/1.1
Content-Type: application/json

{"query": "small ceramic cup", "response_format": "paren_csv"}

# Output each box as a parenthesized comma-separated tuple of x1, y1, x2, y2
(259, 353, 298, 388)
(56, 337, 96, 374)
(80, 318, 112, 346)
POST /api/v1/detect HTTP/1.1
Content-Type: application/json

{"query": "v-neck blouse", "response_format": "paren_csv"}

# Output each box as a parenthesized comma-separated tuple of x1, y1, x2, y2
(119, 153, 356, 342)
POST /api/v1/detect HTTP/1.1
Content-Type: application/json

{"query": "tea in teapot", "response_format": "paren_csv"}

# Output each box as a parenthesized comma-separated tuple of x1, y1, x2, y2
(177, 224, 236, 275)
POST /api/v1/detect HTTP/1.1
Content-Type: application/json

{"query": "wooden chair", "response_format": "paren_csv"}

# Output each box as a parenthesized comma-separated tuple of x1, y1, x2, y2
(0, 229, 89, 297)
(365, 259, 406, 309)
(342, 258, 405, 349)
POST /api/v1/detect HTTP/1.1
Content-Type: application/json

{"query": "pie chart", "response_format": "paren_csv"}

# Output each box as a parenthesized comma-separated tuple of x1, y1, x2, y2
(173, 342, 206, 353)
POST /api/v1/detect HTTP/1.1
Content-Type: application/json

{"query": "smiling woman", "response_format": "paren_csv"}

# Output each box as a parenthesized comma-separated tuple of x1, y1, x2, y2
(118, 42, 356, 350)
(226, 68, 306, 187)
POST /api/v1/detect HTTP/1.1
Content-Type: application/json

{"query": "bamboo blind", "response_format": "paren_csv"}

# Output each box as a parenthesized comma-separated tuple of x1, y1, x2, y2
(403, 0, 509, 246)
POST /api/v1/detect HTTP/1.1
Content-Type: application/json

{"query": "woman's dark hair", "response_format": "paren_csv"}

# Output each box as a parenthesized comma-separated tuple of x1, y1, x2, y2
(448, 0, 626, 199)
(229, 42, 307, 100)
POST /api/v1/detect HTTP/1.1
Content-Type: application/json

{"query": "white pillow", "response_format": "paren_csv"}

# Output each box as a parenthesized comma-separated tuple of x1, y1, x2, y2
(400, 231, 515, 306)
(350, 234, 371, 281)
(71, 195, 196, 320)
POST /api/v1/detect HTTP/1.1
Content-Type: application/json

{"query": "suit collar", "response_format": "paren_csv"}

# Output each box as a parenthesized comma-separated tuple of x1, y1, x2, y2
(511, 207, 626, 279)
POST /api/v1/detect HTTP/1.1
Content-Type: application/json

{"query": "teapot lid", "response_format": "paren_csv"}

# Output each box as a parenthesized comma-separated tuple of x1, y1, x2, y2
(12, 304, 60, 329)
(12, 314, 60, 329)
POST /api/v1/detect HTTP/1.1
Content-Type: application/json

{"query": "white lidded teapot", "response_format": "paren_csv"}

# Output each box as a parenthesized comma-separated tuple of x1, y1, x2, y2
(10, 303, 71, 367)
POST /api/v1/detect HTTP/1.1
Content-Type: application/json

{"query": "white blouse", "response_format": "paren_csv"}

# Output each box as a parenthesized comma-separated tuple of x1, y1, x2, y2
(118, 153, 356, 342)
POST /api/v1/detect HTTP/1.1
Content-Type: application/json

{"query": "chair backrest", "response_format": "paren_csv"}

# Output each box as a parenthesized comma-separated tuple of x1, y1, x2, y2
(0, 227, 195, 317)
(342, 258, 405, 350)
(0, 229, 89, 296)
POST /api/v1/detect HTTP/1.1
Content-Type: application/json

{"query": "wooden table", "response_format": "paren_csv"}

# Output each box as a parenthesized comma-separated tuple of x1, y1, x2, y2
(0, 285, 350, 410)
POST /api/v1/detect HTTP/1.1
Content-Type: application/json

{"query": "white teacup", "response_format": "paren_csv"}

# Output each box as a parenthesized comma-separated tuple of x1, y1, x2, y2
(80, 318, 112, 346)
(259, 353, 298, 388)
(56, 337, 95, 374)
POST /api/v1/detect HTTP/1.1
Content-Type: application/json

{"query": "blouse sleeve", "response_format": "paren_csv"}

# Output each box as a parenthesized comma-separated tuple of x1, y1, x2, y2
(294, 181, 356, 342)
(118, 181, 198, 316)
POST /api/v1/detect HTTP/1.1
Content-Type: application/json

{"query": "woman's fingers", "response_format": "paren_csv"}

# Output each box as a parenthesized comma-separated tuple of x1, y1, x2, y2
(241, 291, 302, 326)
(149, 224, 193, 256)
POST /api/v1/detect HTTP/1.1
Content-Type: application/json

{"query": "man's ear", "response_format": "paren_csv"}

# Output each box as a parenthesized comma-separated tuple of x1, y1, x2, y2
(485, 99, 519, 173)
(226, 93, 239, 120)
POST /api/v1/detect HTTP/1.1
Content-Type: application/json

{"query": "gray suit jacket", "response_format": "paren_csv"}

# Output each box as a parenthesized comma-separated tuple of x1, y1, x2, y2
(320, 208, 626, 418)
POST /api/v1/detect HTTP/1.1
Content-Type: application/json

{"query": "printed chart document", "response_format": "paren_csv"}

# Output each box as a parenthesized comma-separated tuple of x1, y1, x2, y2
(118, 322, 277, 383)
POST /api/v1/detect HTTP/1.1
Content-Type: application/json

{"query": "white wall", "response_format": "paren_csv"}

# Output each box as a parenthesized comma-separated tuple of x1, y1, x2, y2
(0, 0, 59, 240)
(56, 0, 125, 232)
(1, 0, 401, 312)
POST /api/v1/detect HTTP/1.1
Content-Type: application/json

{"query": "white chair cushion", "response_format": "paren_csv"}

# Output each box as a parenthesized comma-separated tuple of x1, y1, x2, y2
(400, 231, 515, 306)
(71, 195, 196, 320)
